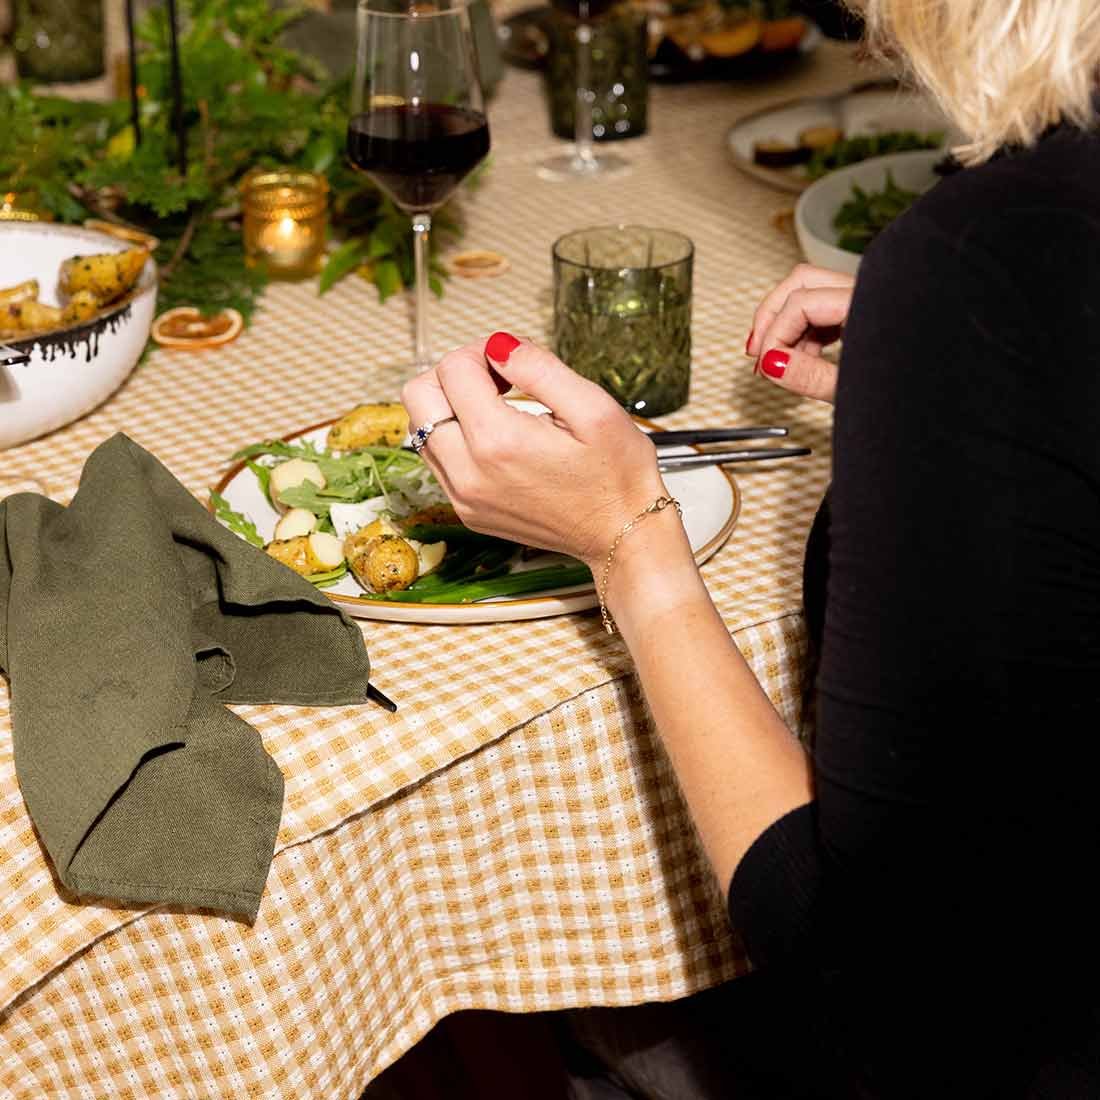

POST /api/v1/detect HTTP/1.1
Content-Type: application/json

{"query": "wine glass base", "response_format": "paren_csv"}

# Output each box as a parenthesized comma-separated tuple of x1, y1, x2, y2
(536, 149, 630, 181)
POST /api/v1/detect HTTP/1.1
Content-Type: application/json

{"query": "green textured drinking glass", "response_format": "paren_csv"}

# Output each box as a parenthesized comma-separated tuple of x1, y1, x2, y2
(553, 226, 693, 417)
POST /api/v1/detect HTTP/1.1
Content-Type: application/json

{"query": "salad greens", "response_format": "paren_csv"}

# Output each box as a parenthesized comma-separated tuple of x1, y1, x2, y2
(215, 439, 593, 603)
(833, 171, 923, 254)
(805, 130, 944, 181)
(210, 490, 264, 547)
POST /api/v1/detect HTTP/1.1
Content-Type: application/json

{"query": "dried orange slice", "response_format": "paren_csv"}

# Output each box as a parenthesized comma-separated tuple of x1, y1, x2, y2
(151, 307, 243, 350)
(450, 250, 511, 279)
(699, 17, 762, 58)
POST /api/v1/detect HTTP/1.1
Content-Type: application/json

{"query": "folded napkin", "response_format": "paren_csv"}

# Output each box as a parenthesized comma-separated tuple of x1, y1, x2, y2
(0, 434, 372, 920)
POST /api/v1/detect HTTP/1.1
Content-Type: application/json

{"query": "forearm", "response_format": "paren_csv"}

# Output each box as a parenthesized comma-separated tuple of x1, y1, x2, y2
(595, 511, 814, 891)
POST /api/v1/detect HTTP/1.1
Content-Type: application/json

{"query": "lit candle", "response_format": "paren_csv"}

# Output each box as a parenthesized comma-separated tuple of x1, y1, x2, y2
(240, 170, 329, 278)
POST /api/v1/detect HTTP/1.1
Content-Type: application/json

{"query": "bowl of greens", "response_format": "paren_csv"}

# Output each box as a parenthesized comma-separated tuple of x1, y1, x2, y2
(794, 150, 947, 275)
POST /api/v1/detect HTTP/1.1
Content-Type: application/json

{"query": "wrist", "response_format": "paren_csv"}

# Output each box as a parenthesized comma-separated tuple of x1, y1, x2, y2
(594, 497, 703, 633)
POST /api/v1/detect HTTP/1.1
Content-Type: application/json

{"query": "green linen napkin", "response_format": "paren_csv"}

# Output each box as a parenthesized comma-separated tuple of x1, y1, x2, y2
(0, 433, 372, 920)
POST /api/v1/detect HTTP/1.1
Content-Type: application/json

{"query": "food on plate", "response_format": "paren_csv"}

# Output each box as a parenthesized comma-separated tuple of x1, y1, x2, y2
(797, 124, 844, 152)
(804, 130, 944, 180)
(3, 299, 63, 333)
(214, 408, 594, 603)
(751, 139, 811, 167)
(269, 458, 326, 509)
(833, 171, 924, 254)
(347, 533, 421, 593)
(265, 531, 345, 577)
(759, 15, 807, 51)
(0, 246, 150, 342)
(273, 507, 318, 541)
(150, 306, 243, 349)
(752, 128, 945, 177)
(650, 1, 805, 67)
(0, 279, 38, 305)
(62, 290, 101, 326)
(327, 402, 410, 451)
(59, 247, 149, 303)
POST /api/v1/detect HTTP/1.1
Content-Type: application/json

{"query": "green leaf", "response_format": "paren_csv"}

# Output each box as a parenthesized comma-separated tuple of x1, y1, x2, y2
(319, 237, 368, 295)
(374, 258, 402, 303)
(210, 490, 264, 546)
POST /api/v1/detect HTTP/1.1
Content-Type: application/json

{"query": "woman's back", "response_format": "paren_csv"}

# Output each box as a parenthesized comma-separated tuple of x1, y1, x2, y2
(736, 125, 1100, 1096)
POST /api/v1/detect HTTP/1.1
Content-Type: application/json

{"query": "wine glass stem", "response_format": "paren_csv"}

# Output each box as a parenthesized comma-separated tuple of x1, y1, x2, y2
(574, 20, 597, 171)
(412, 211, 432, 371)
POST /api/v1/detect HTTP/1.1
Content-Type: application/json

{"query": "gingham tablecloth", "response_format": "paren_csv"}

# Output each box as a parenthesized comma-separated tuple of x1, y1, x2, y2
(0, 35, 870, 1098)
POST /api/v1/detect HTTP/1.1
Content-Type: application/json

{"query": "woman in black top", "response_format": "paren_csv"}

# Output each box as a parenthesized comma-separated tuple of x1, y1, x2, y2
(403, 1, 1100, 1093)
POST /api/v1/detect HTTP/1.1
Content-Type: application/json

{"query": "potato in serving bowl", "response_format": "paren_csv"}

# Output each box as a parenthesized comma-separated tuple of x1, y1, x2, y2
(0, 223, 156, 450)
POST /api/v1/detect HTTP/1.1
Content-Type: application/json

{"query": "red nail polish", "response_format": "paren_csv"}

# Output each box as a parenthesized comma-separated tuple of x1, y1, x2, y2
(745, 329, 754, 354)
(485, 331, 521, 365)
(761, 349, 789, 379)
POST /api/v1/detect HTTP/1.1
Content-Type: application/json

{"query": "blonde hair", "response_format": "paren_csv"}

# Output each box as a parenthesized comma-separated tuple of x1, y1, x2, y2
(852, 0, 1100, 163)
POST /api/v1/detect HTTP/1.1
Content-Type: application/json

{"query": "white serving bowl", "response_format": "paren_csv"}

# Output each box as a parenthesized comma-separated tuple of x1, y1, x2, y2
(794, 149, 944, 276)
(0, 223, 157, 450)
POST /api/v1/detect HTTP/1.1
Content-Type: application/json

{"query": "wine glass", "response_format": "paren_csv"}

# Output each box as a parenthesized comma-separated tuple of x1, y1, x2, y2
(537, 0, 629, 180)
(349, 0, 490, 373)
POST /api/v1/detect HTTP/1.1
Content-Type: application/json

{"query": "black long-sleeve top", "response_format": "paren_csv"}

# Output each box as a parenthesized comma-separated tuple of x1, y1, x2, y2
(728, 124, 1100, 1097)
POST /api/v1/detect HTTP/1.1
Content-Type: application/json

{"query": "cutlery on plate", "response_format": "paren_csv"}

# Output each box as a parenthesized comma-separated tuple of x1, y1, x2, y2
(658, 446, 811, 471)
(648, 426, 788, 447)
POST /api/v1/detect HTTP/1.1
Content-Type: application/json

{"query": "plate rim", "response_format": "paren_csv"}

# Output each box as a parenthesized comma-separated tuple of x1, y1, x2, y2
(211, 411, 741, 622)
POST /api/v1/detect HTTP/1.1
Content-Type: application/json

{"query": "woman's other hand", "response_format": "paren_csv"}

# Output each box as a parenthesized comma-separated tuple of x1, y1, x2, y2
(746, 263, 854, 404)
(401, 333, 668, 569)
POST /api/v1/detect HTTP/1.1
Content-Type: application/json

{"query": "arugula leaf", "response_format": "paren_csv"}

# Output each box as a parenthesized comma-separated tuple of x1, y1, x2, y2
(210, 490, 264, 546)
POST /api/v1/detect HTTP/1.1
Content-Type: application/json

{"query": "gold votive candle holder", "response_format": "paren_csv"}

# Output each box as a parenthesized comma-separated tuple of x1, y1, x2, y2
(240, 169, 329, 278)
(0, 191, 51, 222)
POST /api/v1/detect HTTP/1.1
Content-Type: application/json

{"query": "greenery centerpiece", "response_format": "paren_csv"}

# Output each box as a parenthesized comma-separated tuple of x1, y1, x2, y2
(0, 0, 465, 326)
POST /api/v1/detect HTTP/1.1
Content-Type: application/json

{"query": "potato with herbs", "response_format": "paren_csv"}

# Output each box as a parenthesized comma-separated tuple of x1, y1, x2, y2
(61, 290, 100, 326)
(327, 403, 410, 450)
(59, 247, 148, 304)
(0, 279, 39, 305)
(265, 532, 344, 577)
(4, 299, 64, 333)
(346, 532, 420, 593)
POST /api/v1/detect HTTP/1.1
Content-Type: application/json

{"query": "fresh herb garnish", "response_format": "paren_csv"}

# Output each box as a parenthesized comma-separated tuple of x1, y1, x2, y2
(833, 171, 923, 254)
(209, 489, 264, 546)
(806, 130, 944, 181)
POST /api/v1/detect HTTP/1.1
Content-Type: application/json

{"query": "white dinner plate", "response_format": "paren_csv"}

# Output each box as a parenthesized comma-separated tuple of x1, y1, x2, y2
(726, 83, 959, 194)
(214, 400, 740, 624)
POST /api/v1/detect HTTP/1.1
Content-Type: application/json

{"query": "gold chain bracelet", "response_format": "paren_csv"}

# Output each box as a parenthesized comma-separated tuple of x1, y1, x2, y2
(598, 495, 683, 635)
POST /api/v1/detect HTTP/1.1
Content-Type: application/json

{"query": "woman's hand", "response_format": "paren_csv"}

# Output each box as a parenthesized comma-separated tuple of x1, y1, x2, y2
(746, 263, 855, 404)
(401, 333, 668, 570)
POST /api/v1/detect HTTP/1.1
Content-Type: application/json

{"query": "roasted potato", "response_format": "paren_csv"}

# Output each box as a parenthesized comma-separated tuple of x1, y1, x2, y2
(59, 247, 149, 304)
(265, 531, 345, 577)
(61, 289, 100, 327)
(327, 402, 411, 450)
(347, 533, 420, 593)
(272, 507, 318, 541)
(4, 299, 64, 333)
(269, 459, 326, 510)
(0, 279, 39, 305)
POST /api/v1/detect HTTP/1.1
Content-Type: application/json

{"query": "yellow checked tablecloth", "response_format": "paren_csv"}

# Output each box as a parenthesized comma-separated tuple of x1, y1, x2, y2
(0, 38, 870, 1099)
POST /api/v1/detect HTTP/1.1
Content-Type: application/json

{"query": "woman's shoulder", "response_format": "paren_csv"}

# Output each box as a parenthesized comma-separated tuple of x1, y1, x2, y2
(877, 125, 1100, 272)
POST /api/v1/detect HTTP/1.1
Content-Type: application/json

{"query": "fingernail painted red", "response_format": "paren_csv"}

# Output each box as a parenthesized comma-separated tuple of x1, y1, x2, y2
(761, 349, 789, 379)
(745, 330, 754, 354)
(486, 331, 521, 364)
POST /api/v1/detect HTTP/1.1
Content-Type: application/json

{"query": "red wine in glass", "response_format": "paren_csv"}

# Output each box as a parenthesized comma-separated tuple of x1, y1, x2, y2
(347, 104, 490, 212)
